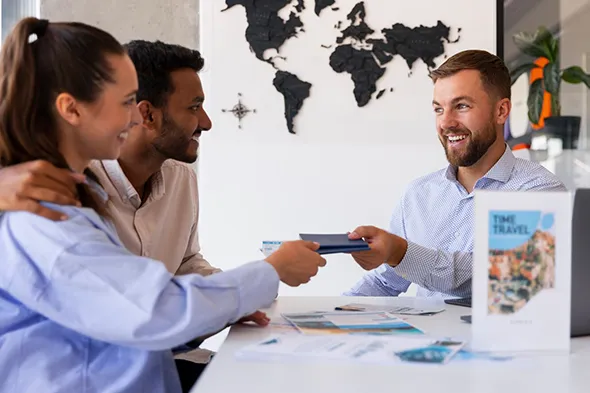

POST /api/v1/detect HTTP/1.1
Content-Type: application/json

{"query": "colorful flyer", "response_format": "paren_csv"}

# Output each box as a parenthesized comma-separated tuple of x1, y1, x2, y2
(473, 191, 572, 353)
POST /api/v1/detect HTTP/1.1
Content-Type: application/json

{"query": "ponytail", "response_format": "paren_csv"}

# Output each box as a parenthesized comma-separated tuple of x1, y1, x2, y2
(0, 17, 46, 166)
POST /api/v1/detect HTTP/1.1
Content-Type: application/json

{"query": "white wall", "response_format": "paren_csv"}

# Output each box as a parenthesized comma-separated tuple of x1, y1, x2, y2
(198, 0, 497, 296)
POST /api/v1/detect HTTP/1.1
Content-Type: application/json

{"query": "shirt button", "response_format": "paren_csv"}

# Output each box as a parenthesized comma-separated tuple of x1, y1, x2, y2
(454, 232, 460, 238)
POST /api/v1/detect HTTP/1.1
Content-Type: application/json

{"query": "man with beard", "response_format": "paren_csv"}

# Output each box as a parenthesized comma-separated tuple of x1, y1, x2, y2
(344, 50, 566, 299)
(0, 40, 269, 392)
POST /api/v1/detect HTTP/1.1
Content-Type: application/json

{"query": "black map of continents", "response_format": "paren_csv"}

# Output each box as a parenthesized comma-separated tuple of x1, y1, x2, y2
(222, 0, 460, 134)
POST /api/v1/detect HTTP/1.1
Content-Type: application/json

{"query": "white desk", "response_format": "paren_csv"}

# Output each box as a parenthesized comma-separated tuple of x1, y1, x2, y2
(191, 296, 590, 393)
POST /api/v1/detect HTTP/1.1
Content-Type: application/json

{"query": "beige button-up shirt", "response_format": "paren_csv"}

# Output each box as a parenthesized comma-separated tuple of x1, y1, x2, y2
(89, 159, 220, 277)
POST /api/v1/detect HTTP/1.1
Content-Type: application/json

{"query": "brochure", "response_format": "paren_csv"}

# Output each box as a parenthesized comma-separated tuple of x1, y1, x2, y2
(236, 334, 465, 365)
(281, 311, 424, 335)
(472, 191, 572, 352)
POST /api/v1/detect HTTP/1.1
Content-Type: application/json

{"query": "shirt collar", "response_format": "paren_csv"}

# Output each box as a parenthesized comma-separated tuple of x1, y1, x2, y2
(443, 144, 515, 184)
(101, 160, 166, 208)
(482, 144, 516, 183)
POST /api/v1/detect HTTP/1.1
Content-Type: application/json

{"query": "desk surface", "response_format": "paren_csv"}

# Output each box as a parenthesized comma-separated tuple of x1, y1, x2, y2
(191, 296, 590, 393)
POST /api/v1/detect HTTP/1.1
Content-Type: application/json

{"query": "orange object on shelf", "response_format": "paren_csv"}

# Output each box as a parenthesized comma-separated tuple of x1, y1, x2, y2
(511, 143, 530, 151)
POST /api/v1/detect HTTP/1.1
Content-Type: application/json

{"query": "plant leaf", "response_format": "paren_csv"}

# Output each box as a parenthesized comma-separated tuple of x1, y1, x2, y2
(543, 61, 560, 95)
(510, 63, 537, 85)
(549, 37, 559, 61)
(535, 26, 555, 62)
(513, 26, 553, 60)
(562, 66, 590, 89)
(527, 79, 545, 124)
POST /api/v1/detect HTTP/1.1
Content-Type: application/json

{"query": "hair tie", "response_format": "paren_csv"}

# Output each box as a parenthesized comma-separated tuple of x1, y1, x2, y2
(35, 19, 49, 37)
(28, 19, 49, 44)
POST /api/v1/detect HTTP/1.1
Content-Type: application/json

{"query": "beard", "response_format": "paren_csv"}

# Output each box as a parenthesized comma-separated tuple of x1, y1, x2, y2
(440, 121, 497, 167)
(151, 111, 198, 163)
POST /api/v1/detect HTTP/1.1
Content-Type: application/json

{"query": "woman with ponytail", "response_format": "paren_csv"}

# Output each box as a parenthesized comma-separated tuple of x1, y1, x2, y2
(0, 17, 326, 393)
(0, 18, 138, 214)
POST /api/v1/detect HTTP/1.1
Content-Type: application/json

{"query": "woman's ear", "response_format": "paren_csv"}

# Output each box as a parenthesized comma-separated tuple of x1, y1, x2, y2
(54, 93, 81, 126)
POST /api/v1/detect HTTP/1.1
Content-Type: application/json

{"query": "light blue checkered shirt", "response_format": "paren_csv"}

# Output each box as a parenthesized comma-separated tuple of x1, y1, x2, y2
(345, 145, 566, 299)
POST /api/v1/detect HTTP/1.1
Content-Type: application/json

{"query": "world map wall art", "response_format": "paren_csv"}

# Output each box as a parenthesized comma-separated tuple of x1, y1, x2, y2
(219, 0, 462, 134)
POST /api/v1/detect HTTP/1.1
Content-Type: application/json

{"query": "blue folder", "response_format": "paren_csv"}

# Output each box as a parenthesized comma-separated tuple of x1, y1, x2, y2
(299, 233, 371, 255)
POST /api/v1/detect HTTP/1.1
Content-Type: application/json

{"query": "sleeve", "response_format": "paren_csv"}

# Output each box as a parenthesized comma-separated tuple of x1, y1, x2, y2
(385, 180, 473, 297)
(344, 196, 412, 296)
(175, 167, 221, 276)
(391, 242, 472, 297)
(4, 211, 279, 351)
(176, 222, 222, 276)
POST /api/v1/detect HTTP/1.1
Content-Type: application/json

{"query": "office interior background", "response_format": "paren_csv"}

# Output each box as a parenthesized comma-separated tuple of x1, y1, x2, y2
(1, 0, 588, 296)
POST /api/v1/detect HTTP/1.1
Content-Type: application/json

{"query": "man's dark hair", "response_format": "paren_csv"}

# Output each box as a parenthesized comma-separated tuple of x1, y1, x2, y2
(429, 49, 511, 100)
(124, 40, 205, 107)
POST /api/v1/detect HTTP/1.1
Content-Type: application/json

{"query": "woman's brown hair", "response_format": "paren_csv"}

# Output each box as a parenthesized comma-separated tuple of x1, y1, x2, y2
(0, 17, 126, 215)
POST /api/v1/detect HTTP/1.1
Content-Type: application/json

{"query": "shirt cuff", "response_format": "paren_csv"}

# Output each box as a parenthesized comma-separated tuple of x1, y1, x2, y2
(392, 241, 438, 287)
(345, 264, 410, 296)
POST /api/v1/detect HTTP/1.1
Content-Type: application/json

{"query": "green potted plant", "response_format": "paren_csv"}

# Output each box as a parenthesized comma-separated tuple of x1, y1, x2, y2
(509, 26, 590, 149)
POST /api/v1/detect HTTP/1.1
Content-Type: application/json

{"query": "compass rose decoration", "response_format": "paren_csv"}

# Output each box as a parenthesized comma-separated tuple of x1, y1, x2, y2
(221, 93, 256, 129)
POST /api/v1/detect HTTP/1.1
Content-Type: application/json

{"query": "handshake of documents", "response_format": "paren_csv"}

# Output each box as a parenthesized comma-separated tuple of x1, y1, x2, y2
(261, 233, 371, 257)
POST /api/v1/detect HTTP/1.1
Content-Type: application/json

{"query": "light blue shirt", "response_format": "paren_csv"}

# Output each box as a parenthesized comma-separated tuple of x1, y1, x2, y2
(345, 146, 566, 299)
(0, 189, 279, 392)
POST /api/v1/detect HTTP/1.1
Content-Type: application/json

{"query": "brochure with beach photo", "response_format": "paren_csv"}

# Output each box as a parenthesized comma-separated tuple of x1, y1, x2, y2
(473, 191, 572, 353)
(281, 311, 424, 336)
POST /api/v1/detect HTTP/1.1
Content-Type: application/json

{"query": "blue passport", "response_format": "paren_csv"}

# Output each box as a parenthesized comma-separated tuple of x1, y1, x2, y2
(299, 233, 371, 255)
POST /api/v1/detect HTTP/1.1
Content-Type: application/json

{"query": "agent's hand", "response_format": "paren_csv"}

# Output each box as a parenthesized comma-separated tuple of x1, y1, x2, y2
(238, 310, 270, 326)
(265, 240, 327, 286)
(0, 160, 85, 220)
(348, 226, 407, 270)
